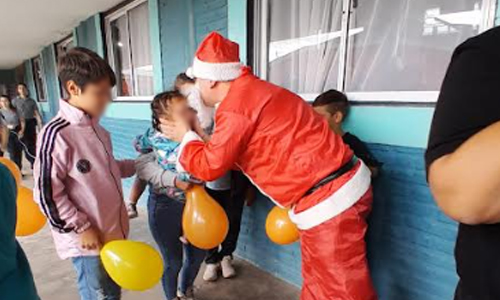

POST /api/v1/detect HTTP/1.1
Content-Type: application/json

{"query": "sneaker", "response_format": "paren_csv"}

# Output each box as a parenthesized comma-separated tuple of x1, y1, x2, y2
(177, 287, 195, 300)
(203, 263, 220, 282)
(221, 256, 236, 279)
(179, 235, 189, 244)
(127, 203, 138, 219)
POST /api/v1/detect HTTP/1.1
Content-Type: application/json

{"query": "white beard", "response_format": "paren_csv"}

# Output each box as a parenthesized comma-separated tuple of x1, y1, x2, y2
(182, 86, 215, 130)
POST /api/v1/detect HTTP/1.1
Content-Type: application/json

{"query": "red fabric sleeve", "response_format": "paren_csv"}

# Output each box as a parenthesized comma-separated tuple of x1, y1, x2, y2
(179, 111, 252, 181)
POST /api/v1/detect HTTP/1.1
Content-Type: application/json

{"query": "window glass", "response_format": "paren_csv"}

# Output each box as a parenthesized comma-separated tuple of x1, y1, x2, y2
(106, 1, 153, 98)
(129, 2, 154, 96)
(110, 15, 133, 96)
(257, 0, 492, 101)
(345, 0, 483, 92)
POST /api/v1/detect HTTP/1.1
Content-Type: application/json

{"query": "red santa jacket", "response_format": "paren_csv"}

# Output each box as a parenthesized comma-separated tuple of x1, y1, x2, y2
(179, 67, 356, 212)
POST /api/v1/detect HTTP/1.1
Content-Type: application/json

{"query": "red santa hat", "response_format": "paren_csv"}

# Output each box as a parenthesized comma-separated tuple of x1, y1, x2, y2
(186, 32, 242, 81)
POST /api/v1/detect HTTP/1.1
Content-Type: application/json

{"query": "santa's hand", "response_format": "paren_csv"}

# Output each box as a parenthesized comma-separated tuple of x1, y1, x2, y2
(159, 118, 190, 142)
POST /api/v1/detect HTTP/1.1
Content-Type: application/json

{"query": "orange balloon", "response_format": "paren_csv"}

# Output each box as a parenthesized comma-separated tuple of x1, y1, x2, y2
(16, 186, 46, 236)
(266, 206, 300, 245)
(183, 185, 229, 250)
(0, 157, 21, 187)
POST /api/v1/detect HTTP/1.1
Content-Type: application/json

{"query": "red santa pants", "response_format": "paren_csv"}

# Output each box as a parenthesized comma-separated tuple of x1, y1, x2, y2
(299, 189, 377, 300)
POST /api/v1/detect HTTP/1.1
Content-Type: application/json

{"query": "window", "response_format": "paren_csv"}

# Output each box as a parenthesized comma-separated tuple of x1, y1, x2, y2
(105, 0, 154, 100)
(254, 0, 496, 103)
(32, 56, 47, 102)
(56, 36, 74, 99)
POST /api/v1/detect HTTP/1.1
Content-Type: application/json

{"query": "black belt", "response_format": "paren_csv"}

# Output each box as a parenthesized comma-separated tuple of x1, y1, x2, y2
(304, 156, 358, 197)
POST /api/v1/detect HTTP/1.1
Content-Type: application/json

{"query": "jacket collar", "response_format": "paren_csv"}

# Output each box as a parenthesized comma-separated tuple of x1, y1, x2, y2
(59, 99, 99, 126)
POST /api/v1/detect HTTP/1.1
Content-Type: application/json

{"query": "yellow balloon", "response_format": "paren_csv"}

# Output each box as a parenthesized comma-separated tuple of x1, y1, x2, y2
(183, 185, 229, 250)
(0, 157, 21, 187)
(16, 186, 46, 236)
(101, 240, 163, 291)
(266, 206, 300, 245)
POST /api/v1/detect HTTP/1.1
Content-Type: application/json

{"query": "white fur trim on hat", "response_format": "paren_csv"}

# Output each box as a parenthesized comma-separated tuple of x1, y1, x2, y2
(190, 57, 242, 81)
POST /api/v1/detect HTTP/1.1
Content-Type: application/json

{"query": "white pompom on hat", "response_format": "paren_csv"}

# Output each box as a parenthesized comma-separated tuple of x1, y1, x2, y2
(186, 32, 242, 81)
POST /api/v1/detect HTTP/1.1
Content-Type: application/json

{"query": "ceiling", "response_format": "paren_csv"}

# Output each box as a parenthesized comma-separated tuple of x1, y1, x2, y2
(0, 0, 124, 69)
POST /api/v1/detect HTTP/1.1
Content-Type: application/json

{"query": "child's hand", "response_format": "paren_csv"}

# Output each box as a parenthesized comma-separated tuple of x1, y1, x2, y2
(80, 227, 102, 250)
(175, 178, 192, 191)
(160, 117, 190, 142)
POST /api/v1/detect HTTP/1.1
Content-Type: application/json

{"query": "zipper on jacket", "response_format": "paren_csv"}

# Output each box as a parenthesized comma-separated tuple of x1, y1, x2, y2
(91, 123, 127, 239)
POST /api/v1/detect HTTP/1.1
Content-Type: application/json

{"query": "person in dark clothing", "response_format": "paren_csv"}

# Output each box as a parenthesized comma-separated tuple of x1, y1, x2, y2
(204, 170, 252, 281)
(0, 95, 25, 170)
(0, 164, 40, 300)
(0, 116, 7, 157)
(426, 27, 500, 300)
(312, 90, 381, 177)
(12, 83, 43, 169)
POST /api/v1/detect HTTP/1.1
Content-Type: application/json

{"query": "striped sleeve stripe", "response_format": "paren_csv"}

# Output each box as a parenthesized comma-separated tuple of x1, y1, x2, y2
(37, 118, 72, 232)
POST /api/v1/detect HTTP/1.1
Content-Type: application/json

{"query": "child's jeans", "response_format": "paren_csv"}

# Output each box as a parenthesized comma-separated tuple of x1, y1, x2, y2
(72, 256, 121, 300)
(148, 191, 205, 300)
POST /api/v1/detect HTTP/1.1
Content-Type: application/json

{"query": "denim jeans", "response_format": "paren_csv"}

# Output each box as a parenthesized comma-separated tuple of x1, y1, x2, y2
(71, 256, 121, 300)
(148, 192, 205, 300)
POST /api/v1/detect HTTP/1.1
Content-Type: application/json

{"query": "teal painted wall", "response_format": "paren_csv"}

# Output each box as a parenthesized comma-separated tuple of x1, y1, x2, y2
(228, 0, 247, 62)
(41, 45, 60, 118)
(75, 15, 103, 55)
(157, 0, 229, 90)
(193, 0, 228, 44)
(159, 0, 195, 88)
(345, 106, 433, 149)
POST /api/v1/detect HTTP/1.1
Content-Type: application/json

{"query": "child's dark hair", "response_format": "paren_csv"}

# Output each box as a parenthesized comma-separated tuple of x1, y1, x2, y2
(174, 73, 195, 89)
(151, 91, 184, 131)
(312, 89, 350, 117)
(0, 95, 15, 111)
(58, 47, 116, 95)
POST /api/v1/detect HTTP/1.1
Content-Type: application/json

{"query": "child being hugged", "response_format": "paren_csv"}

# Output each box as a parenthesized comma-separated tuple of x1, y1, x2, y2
(33, 47, 135, 300)
(129, 91, 208, 300)
(127, 91, 206, 218)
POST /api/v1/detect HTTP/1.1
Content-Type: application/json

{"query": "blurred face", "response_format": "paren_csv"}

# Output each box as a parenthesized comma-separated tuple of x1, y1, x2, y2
(195, 79, 219, 107)
(17, 85, 28, 98)
(169, 98, 194, 123)
(0, 97, 9, 109)
(313, 105, 343, 133)
(66, 79, 112, 118)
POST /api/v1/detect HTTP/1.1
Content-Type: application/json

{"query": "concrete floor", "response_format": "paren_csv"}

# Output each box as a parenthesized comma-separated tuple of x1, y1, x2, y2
(18, 171, 300, 300)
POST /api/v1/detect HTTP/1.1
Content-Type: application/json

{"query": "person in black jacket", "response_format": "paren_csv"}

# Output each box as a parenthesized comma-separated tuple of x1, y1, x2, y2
(313, 90, 381, 177)
(426, 27, 500, 300)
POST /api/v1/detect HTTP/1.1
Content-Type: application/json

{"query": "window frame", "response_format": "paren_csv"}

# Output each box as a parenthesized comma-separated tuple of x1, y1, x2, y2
(104, 0, 154, 102)
(253, 0, 497, 104)
(31, 55, 48, 103)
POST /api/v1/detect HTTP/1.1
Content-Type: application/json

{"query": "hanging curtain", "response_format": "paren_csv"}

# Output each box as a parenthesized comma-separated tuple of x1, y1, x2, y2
(268, 0, 343, 94)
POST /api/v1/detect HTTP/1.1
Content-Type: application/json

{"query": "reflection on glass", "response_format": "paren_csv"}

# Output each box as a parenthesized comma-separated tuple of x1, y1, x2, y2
(267, 0, 343, 94)
(129, 2, 154, 96)
(345, 0, 482, 92)
(111, 15, 133, 96)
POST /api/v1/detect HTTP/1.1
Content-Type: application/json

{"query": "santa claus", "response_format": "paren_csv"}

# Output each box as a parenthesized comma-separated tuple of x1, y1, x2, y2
(160, 32, 377, 300)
